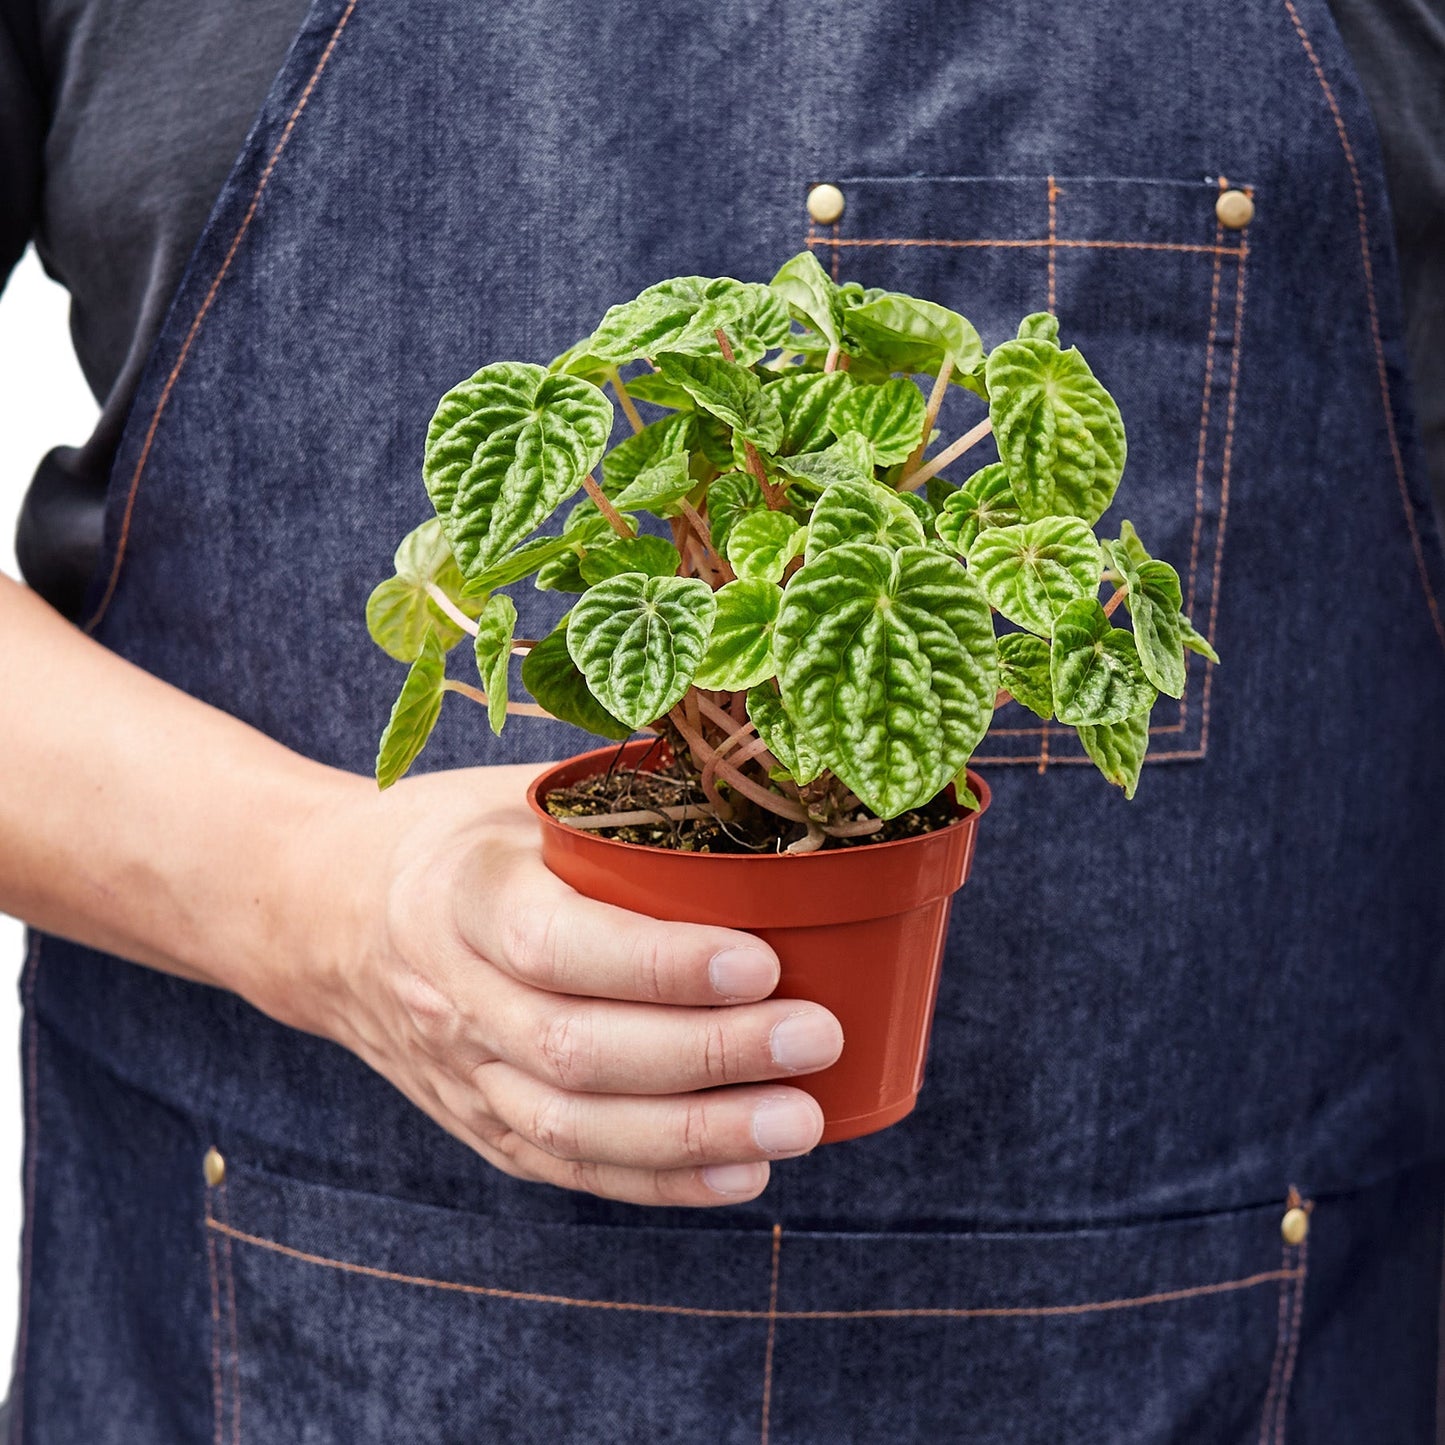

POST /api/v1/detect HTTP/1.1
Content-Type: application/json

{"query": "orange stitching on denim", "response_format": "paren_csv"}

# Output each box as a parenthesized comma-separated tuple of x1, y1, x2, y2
(205, 1218, 1295, 1320)
(760, 1224, 782, 1444)
(11, 935, 42, 1445)
(219, 1182, 242, 1445)
(1046, 176, 1059, 313)
(805, 236, 1245, 257)
(1259, 1241, 1292, 1443)
(831, 223, 841, 283)
(1281, 0, 1445, 655)
(205, 1207, 225, 1445)
(83, 0, 362, 634)
(1271, 1200, 1311, 1445)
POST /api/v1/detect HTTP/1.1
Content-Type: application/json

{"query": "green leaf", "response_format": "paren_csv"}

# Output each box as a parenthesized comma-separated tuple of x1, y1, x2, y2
(985, 339, 1126, 524)
(619, 371, 696, 409)
(967, 517, 1102, 638)
(727, 510, 805, 583)
(804, 479, 926, 564)
(747, 680, 825, 786)
(375, 629, 447, 789)
(579, 535, 680, 583)
(769, 250, 842, 348)
(424, 362, 614, 578)
(460, 529, 600, 598)
(1016, 312, 1060, 344)
(694, 579, 782, 690)
(366, 520, 482, 662)
(577, 276, 789, 368)
(1181, 612, 1220, 664)
(656, 353, 783, 452)
(827, 379, 928, 467)
(895, 489, 938, 536)
(520, 622, 632, 740)
(610, 453, 696, 516)
(1103, 538, 1187, 699)
(773, 431, 875, 491)
(935, 463, 1023, 556)
(997, 633, 1054, 720)
(705, 472, 767, 554)
(601, 411, 693, 494)
(566, 574, 717, 728)
(1050, 598, 1156, 727)
(1076, 711, 1150, 799)
(472, 593, 517, 736)
(1112, 518, 1152, 571)
(775, 544, 998, 818)
(842, 292, 985, 378)
(763, 371, 853, 454)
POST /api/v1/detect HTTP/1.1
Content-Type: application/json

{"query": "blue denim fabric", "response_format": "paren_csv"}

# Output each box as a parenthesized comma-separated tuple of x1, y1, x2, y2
(12, 0, 1445, 1439)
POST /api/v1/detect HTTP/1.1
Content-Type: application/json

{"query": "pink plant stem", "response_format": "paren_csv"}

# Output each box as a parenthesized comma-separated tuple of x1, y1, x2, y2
(607, 368, 645, 435)
(581, 473, 636, 539)
(677, 500, 734, 581)
(904, 358, 954, 476)
(823, 344, 841, 374)
(823, 817, 884, 838)
(899, 416, 994, 492)
(1103, 585, 1129, 618)
(669, 704, 809, 822)
(558, 804, 716, 830)
(425, 584, 479, 636)
(442, 680, 553, 718)
(694, 691, 784, 775)
(995, 688, 1013, 708)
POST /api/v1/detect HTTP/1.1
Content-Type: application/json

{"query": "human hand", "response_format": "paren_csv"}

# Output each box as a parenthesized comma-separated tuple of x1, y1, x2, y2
(288, 762, 843, 1207)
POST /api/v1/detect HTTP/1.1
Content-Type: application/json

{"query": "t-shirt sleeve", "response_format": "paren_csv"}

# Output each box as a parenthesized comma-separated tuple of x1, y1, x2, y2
(0, 0, 45, 294)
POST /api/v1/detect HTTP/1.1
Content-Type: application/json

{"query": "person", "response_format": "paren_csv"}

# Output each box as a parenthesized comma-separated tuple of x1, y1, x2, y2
(1, 0, 1443, 1439)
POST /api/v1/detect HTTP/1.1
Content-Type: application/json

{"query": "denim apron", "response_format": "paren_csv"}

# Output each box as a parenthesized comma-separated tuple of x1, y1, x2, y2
(13, 0, 1445, 1440)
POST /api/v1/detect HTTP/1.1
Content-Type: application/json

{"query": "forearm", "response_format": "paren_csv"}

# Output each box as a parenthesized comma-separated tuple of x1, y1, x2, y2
(0, 573, 363, 1017)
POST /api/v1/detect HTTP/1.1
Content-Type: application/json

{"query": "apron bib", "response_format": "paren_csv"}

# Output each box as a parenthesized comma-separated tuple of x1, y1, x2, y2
(15, 1, 1445, 1439)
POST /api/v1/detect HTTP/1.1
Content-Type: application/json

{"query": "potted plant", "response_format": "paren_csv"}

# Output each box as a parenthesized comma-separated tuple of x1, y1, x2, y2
(365, 251, 1218, 1141)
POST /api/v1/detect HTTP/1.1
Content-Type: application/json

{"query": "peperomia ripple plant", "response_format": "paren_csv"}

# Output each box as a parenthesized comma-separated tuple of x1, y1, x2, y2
(366, 251, 1218, 849)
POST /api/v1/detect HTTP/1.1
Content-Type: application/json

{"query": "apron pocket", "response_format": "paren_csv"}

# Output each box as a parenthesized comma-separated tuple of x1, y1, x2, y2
(206, 1159, 1306, 1443)
(803, 173, 1250, 771)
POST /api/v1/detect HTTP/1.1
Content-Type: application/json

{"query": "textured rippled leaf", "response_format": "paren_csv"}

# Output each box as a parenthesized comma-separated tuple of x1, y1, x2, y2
(694, 580, 782, 690)
(424, 362, 613, 577)
(774, 432, 875, 492)
(578, 277, 788, 368)
(764, 372, 852, 454)
(579, 535, 680, 583)
(656, 353, 783, 451)
(705, 473, 767, 554)
(804, 480, 926, 564)
(985, 340, 1126, 523)
(1050, 598, 1156, 727)
(843, 293, 985, 378)
(375, 630, 446, 788)
(531, 514, 623, 594)
(520, 622, 631, 740)
(1076, 711, 1150, 799)
(620, 371, 696, 409)
(1104, 536, 1187, 699)
(611, 453, 696, 516)
(601, 411, 693, 494)
(775, 544, 998, 817)
(998, 633, 1054, 720)
(366, 520, 482, 662)
(935, 464, 1023, 556)
(828, 379, 928, 467)
(727, 511, 805, 583)
(567, 575, 717, 728)
(1017, 312, 1060, 344)
(461, 531, 593, 598)
(770, 250, 842, 348)
(472, 593, 517, 736)
(747, 681, 824, 785)
(967, 517, 1102, 638)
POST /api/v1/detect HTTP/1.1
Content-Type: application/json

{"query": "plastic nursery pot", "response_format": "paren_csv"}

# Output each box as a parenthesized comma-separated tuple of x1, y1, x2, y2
(526, 740, 991, 1144)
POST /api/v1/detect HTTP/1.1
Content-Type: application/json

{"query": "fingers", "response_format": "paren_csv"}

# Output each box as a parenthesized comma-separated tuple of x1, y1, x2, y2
(456, 849, 781, 1006)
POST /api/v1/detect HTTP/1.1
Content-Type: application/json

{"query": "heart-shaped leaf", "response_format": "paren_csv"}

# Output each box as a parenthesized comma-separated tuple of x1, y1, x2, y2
(578, 535, 680, 584)
(1050, 598, 1156, 727)
(763, 371, 853, 454)
(656, 353, 783, 452)
(775, 544, 998, 818)
(1076, 711, 1150, 798)
(804, 479, 926, 563)
(424, 362, 613, 578)
(601, 411, 692, 494)
(967, 517, 1102, 638)
(366, 519, 482, 662)
(694, 579, 782, 690)
(1103, 535, 1187, 699)
(769, 250, 842, 348)
(935, 464, 1024, 556)
(1016, 312, 1060, 344)
(843, 293, 985, 379)
(985, 339, 1126, 523)
(727, 511, 805, 583)
(567, 574, 717, 728)
(828, 379, 928, 467)
(747, 681, 825, 785)
(521, 622, 632, 739)
(375, 629, 447, 789)
(610, 453, 696, 516)
(774, 431, 875, 492)
(997, 633, 1054, 720)
(472, 593, 517, 736)
(705, 473, 767, 554)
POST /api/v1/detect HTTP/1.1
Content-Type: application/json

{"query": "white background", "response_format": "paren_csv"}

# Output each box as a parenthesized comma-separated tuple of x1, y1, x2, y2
(0, 248, 100, 1372)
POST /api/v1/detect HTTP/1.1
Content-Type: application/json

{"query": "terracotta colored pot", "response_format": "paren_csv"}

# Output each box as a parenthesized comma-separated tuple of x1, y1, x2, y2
(526, 740, 990, 1143)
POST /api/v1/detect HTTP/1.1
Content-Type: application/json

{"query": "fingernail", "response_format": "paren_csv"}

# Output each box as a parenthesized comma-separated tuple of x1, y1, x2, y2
(703, 1162, 768, 1196)
(769, 1011, 844, 1073)
(752, 1096, 822, 1155)
(709, 947, 778, 1000)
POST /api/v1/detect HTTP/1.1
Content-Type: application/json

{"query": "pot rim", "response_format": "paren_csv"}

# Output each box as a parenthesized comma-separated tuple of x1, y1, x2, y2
(525, 739, 992, 862)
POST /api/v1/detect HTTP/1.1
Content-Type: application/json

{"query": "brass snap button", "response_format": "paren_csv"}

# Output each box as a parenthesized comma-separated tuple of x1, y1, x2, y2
(203, 1146, 227, 1188)
(1280, 1204, 1309, 1245)
(807, 183, 846, 225)
(1215, 189, 1255, 229)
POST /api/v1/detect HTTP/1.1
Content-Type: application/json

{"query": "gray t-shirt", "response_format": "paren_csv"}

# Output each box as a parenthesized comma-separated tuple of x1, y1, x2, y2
(2, 0, 1442, 617)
